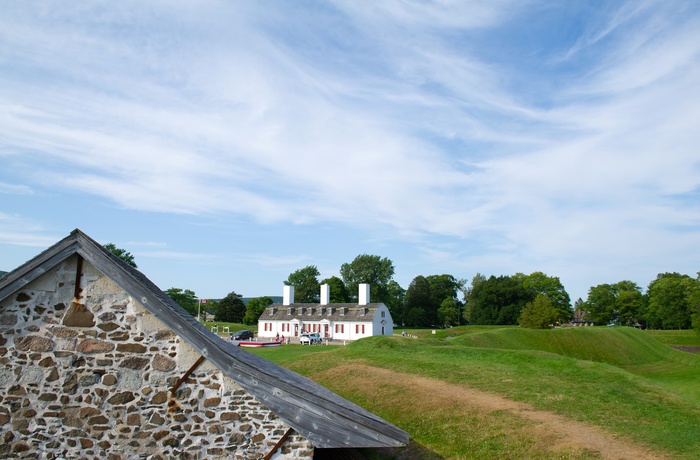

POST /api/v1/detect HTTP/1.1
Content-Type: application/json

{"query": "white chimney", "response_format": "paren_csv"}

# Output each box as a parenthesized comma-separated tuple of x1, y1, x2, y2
(320, 284, 330, 305)
(283, 285, 294, 305)
(359, 283, 370, 305)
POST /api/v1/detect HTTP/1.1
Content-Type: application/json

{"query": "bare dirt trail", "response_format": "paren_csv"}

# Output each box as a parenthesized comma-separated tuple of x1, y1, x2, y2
(315, 364, 670, 460)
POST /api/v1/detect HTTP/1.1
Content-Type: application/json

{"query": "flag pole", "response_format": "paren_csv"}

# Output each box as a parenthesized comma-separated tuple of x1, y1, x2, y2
(198, 298, 201, 322)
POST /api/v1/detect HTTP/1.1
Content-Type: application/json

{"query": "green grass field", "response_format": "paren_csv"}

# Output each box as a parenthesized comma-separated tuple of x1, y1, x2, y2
(644, 329, 700, 346)
(245, 326, 700, 459)
(201, 321, 257, 335)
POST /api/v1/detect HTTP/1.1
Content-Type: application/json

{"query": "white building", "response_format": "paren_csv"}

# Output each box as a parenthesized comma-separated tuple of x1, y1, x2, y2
(258, 283, 394, 341)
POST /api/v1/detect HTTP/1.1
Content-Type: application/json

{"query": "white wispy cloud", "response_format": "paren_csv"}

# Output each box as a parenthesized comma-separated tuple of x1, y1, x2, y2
(0, 182, 33, 195)
(0, 213, 58, 247)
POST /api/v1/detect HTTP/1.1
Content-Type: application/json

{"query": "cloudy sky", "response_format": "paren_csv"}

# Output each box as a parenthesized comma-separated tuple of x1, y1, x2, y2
(1, 1, 699, 302)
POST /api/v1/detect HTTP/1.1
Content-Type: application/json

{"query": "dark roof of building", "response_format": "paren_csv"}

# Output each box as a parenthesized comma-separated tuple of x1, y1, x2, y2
(0, 229, 408, 449)
(263, 303, 386, 322)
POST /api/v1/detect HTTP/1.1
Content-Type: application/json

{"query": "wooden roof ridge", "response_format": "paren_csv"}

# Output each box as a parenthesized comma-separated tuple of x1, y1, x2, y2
(0, 229, 408, 449)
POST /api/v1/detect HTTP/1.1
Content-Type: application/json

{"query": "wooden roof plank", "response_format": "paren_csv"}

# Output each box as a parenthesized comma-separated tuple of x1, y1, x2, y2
(0, 239, 79, 301)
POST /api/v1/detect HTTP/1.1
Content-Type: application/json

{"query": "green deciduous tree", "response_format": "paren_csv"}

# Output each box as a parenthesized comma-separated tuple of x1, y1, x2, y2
(426, 274, 460, 326)
(438, 297, 460, 327)
(104, 243, 137, 268)
(403, 274, 460, 327)
(384, 280, 406, 325)
(582, 281, 643, 326)
(404, 276, 431, 326)
(165, 287, 198, 316)
(462, 273, 486, 324)
(243, 296, 273, 326)
(217, 291, 246, 323)
(645, 273, 698, 329)
(320, 276, 349, 303)
(468, 275, 533, 325)
(693, 312, 700, 333)
(405, 307, 426, 327)
(690, 273, 700, 334)
(519, 272, 572, 322)
(616, 289, 644, 326)
(519, 294, 559, 329)
(340, 254, 395, 303)
(582, 283, 617, 325)
(285, 265, 320, 303)
(201, 299, 220, 320)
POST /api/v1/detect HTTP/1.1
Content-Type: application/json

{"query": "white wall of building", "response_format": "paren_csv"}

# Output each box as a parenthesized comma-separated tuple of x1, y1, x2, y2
(258, 304, 394, 341)
(372, 304, 393, 337)
(258, 284, 394, 341)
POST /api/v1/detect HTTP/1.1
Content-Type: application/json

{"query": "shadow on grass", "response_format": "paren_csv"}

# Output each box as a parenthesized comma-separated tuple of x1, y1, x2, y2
(370, 441, 445, 460)
(315, 442, 443, 460)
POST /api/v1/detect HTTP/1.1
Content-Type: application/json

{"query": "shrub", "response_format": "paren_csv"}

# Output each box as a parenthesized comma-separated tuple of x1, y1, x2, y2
(518, 294, 558, 329)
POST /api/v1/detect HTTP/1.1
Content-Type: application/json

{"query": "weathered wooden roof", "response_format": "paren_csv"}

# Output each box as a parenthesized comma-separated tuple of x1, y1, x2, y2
(263, 303, 385, 322)
(0, 229, 408, 449)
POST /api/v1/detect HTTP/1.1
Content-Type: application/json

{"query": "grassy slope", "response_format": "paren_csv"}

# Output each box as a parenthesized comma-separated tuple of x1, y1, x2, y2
(645, 329, 700, 347)
(247, 327, 700, 459)
(456, 326, 700, 402)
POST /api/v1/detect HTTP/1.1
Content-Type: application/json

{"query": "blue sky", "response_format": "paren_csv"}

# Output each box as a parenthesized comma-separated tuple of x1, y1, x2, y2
(1, 1, 699, 302)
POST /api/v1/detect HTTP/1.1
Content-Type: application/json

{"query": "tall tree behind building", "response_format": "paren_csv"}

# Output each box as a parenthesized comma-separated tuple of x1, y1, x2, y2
(285, 266, 320, 303)
(104, 243, 137, 268)
(217, 291, 246, 323)
(340, 254, 395, 303)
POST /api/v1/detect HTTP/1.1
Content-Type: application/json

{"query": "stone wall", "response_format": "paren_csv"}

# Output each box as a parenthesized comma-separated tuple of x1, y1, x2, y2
(0, 256, 314, 459)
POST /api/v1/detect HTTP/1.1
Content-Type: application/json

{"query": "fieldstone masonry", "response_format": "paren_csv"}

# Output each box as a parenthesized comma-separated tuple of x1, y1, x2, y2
(0, 256, 314, 459)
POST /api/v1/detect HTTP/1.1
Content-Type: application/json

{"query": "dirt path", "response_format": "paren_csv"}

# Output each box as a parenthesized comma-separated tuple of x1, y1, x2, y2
(315, 364, 670, 460)
(670, 345, 700, 353)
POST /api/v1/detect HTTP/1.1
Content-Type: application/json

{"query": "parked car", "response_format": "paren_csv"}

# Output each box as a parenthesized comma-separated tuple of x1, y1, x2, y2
(299, 333, 322, 345)
(232, 330, 254, 340)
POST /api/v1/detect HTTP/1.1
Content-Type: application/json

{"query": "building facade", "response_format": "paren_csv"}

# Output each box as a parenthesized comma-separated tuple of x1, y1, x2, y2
(258, 284, 394, 341)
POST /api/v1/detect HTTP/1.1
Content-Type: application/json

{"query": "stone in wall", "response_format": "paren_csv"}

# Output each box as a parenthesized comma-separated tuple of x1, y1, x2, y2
(63, 301, 96, 327)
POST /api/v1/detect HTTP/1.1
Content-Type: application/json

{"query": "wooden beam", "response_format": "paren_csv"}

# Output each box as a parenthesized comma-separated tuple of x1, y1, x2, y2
(264, 427, 294, 460)
(170, 355, 207, 394)
(74, 254, 83, 300)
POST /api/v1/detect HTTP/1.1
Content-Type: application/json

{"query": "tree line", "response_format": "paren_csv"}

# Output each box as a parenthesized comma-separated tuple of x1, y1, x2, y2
(579, 273, 700, 330)
(105, 244, 700, 331)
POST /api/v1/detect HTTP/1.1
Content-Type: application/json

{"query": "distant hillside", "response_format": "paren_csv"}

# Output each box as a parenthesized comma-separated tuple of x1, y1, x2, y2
(201, 296, 282, 305)
(0, 271, 7, 278)
(455, 326, 686, 367)
(242, 296, 282, 305)
(458, 327, 672, 366)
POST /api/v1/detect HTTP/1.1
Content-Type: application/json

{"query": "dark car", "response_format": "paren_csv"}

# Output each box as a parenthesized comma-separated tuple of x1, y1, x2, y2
(232, 330, 254, 340)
